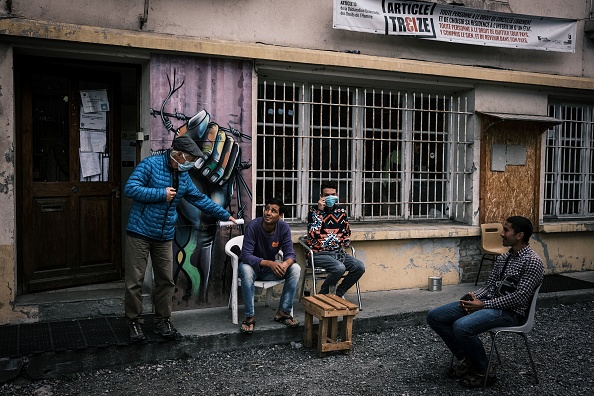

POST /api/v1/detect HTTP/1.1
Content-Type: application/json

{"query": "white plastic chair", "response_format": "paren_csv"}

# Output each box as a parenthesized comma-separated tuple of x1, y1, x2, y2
(225, 235, 285, 325)
(483, 284, 542, 388)
(298, 235, 362, 310)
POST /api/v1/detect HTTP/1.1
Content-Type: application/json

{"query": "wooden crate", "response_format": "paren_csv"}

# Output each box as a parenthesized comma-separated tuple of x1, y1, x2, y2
(302, 294, 359, 356)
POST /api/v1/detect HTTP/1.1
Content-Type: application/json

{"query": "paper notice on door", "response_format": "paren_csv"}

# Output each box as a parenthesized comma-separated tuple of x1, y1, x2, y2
(80, 151, 102, 178)
(80, 89, 110, 113)
(80, 111, 107, 130)
(80, 130, 107, 152)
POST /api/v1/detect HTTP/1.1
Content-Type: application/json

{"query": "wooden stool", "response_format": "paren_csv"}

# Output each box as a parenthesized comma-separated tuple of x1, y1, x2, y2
(302, 294, 360, 356)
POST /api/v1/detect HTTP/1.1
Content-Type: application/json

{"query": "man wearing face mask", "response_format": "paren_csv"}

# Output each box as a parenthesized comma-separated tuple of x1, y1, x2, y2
(305, 181, 365, 297)
(124, 135, 237, 342)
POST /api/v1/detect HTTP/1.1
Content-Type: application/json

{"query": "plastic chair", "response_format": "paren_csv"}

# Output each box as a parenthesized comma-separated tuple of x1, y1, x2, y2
(449, 284, 541, 389)
(482, 284, 542, 388)
(475, 223, 509, 285)
(225, 235, 285, 325)
(298, 235, 362, 310)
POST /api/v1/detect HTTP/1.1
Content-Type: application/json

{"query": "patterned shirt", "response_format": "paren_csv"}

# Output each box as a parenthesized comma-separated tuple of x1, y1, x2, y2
(474, 245, 544, 317)
(306, 205, 351, 253)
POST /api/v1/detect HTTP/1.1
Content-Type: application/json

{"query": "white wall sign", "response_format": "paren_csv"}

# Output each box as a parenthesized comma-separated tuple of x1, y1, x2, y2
(333, 0, 576, 52)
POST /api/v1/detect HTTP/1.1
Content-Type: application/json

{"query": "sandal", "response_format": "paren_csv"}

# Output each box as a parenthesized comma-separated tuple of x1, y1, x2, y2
(240, 320, 255, 334)
(459, 370, 497, 388)
(274, 315, 299, 328)
(447, 358, 471, 379)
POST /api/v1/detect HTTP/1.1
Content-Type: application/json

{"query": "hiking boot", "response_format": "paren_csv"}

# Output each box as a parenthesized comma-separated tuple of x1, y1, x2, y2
(459, 367, 497, 388)
(154, 318, 177, 338)
(447, 358, 471, 379)
(129, 321, 146, 342)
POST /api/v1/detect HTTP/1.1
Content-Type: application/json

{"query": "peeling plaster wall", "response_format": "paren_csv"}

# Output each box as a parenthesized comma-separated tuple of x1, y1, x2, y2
(0, 43, 20, 325)
(295, 232, 594, 295)
(531, 232, 594, 273)
(297, 238, 463, 293)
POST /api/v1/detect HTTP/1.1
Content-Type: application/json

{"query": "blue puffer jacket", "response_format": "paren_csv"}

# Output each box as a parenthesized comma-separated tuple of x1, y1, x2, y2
(124, 151, 231, 241)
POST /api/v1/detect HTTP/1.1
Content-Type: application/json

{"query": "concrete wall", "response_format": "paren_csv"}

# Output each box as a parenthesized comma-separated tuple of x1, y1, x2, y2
(0, 44, 29, 324)
(474, 85, 549, 115)
(309, 231, 594, 295)
(10, 0, 591, 78)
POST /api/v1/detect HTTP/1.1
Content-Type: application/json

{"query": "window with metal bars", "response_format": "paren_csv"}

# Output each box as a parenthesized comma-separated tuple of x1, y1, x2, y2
(256, 80, 473, 223)
(544, 104, 594, 219)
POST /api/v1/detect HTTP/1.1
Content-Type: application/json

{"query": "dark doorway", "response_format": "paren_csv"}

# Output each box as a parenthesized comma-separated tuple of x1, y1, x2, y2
(16, 56, 137, 293)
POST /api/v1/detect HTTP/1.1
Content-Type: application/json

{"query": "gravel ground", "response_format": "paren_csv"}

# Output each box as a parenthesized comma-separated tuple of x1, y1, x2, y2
(1, 301, 593, 396)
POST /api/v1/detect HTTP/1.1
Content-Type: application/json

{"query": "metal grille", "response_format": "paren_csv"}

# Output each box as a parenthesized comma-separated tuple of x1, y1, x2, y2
(545, 104, 594, 218)
(256, 80, 473, 223)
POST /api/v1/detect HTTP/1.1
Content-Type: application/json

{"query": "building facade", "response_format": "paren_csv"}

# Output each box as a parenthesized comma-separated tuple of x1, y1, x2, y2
(1, 0, 593, 324)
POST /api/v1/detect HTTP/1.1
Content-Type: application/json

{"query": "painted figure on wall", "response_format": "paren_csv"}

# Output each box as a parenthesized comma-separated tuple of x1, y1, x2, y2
(150, 55, 253, 308)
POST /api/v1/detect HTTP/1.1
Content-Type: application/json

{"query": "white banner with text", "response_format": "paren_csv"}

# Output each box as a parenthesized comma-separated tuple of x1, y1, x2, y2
(333, 0, 576, 52)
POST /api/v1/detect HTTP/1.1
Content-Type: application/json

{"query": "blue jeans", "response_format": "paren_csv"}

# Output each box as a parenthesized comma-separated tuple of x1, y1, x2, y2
(238, 262, 301, 318)
(426, 301, 519, 374)
(312, 251, 365, 296)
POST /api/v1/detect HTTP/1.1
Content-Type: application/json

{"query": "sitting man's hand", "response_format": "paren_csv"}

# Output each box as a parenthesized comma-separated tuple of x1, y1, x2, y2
(459, 292, 484, 313)
(266, 260, 287, 278)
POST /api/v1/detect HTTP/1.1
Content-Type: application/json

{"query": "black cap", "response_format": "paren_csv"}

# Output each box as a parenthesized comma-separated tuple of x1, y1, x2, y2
(171, 135, 202, 158)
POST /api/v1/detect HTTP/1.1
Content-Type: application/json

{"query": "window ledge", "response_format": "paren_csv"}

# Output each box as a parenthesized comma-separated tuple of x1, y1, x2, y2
(539, 221, 594, 233)
(290, 222, 480, 242)
(289, 219, 594, 243)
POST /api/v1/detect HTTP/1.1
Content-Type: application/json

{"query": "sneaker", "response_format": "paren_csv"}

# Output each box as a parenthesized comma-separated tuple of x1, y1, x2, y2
(154, 318, 177, 338)
(129, 321, 146, 342)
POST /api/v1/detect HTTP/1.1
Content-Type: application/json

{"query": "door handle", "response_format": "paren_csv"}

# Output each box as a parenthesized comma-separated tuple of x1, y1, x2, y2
(72, 186, 79, 193)
(112, 187, 120, 198)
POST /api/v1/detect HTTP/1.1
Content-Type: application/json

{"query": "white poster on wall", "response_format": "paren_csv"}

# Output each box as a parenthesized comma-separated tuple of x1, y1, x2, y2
(333, 0, 576, 52)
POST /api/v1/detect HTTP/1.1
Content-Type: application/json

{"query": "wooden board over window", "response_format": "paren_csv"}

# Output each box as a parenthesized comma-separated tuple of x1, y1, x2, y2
(479, 116, 548, 229)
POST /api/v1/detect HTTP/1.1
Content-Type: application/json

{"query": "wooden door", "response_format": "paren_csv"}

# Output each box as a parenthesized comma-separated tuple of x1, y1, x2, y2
(17, 59, 122, 293)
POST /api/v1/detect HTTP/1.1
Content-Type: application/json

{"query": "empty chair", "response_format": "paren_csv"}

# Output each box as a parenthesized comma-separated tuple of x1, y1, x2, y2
(225, 235, 285, 325)
(298, 235, 362, 310)
(475, 223, 509, 285)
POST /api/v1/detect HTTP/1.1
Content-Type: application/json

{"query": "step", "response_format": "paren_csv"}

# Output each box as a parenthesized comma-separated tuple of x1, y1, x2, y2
(13, 282, 152, 323)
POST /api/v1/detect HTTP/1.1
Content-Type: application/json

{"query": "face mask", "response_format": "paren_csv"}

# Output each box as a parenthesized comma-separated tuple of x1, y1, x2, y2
(171, 152, 196, 172)
(177, 161, 195, 171)
(325, 195, 338, 207)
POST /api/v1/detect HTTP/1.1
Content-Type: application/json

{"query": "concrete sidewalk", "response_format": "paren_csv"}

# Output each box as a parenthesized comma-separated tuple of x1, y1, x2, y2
(174, 278, 594, 338)
(7, 272, 594, 382)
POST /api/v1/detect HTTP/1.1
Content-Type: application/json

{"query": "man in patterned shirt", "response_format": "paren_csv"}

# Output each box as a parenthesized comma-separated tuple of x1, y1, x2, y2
(305, 181, 365, 298)
(426, 215, 544, 388)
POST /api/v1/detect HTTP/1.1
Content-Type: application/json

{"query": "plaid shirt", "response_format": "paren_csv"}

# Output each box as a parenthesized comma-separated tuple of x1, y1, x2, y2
(474, 245, 544, 317)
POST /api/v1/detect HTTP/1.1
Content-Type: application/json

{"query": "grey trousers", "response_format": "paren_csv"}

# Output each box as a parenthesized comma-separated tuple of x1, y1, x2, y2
(124, 234, 174, 323)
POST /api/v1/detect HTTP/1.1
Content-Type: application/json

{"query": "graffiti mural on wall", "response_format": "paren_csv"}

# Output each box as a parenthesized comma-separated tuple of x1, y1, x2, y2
(150, 55, 253, 309)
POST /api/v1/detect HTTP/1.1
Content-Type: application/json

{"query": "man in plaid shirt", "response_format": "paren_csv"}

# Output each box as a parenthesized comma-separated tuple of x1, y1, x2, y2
(426, 216, 544, 388)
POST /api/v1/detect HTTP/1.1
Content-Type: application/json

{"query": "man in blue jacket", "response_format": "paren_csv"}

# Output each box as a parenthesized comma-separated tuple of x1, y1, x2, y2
(124, 135, 236, 342)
